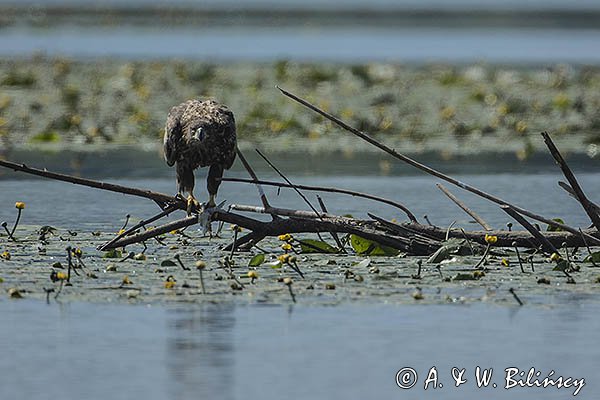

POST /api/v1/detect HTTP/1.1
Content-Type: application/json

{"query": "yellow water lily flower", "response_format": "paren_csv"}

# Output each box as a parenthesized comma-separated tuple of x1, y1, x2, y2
(484, 234, 498, 244)
(15, 202, 25, 210)
(277, 233, 292, 242)
(501, 258, 510, 267)
(550, 252, 562, 262)
(278, 254, 291, 264)
(164, 275, 176, 289)
(1, 250, 10, 260)
(281, 243, 292, 251)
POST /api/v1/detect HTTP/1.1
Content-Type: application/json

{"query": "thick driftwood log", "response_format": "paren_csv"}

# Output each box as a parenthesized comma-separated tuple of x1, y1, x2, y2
(103, 208, 440, 255)
(102, 204, 600, 255)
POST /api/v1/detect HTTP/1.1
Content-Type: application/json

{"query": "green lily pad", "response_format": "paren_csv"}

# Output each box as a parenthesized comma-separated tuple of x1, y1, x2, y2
(452, 273, 477, 281)
(552, 260, 570, 271)
(547, 218, 565, 232)
(160, 259, 177, 267)
(298, 239, 338, 254)
(349, 234, 399, 256)
(248, 253, 265, 267)
(103, 249, 122, 259)
(426, 238, 473, 263)
(584, 251, 600, 263)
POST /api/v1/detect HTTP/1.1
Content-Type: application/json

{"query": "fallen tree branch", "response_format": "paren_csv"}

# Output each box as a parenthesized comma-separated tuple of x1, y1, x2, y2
(103, 207, 438, 254)
(542, 131, 600, 231)
(277, 86, 600, 245)
(0, 159, 181, 209)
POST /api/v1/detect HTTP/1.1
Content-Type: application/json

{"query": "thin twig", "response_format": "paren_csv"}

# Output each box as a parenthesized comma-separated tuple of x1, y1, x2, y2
(558, 181, 600, 214)
(98, 204, 179, 250)
(236, 148, 274, 212)
(220, 177, 417, 222)
(255, 148, 327, 242)
(437, 183, 492, 231)
(317, 195, 345, 252)
(579, 228, 599, 267)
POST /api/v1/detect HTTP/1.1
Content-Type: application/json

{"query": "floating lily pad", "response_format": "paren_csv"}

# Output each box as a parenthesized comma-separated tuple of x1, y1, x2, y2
(103, 249, 122, 259)
(299, 239, 338, 254)
(160, 259, 177, 267)
(248, 253, 265, 267)
(349, 234, 399, 256)
(584, 251, 600, 263)
(547, 218, 565, 232)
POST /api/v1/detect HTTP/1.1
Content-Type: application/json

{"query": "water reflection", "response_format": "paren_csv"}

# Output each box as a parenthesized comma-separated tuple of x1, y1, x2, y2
(167, 305, 236, 400)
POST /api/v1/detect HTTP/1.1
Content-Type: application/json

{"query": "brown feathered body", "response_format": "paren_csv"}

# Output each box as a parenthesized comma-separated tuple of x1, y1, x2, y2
(163, 99, 236, 206)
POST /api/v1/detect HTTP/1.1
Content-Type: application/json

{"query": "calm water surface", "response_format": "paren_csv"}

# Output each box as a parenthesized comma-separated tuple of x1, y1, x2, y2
(0, 300, 597, 399)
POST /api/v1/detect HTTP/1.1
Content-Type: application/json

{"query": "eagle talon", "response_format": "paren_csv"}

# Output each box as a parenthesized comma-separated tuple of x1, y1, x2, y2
(186, 194, 201, 216)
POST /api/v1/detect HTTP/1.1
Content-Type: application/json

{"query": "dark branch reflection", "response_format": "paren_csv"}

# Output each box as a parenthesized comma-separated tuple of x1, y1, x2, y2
(167, 304, 235, 400)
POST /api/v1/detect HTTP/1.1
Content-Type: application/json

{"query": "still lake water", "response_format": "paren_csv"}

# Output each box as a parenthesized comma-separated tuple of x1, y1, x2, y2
(1, 154, 600, 399)
(0, 301, 597, 400)
(2, 0, 600, 63)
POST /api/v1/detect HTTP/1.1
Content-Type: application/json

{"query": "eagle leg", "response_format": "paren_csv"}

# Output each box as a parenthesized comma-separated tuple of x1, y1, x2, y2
(206, 164, 224, 208)
(186, 192, 201, 216)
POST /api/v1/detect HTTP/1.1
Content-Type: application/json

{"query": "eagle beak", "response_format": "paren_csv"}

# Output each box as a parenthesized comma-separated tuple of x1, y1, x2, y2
(193, 127, 204, 141)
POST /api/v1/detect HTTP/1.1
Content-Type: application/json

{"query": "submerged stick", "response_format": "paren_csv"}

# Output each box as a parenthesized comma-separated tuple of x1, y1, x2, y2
(277, 87, 600, 244)
(436, 183, 492, 231)
(220, 177, 417, 222)
(542, 131, 600, 231)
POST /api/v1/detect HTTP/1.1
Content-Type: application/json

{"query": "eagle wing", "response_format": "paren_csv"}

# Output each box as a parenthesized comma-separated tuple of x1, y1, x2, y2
(163, 102, 187, 167)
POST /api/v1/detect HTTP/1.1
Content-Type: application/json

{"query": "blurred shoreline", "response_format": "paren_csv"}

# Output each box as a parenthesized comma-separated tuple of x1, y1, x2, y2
(2, 6, 600, 29)
(1, 57, 599, 166)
